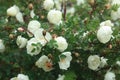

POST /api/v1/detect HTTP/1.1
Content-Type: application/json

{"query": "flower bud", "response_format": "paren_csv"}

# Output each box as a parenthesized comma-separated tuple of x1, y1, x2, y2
(52, 34, 57, 39)
(74, 52, 80, 57)
(40, 15, 45, 19)
(28, 3, 33, 10)
(9, 34, 14, 39)
(42, 30, 46, 36)
(105, 3, 111, 9)
(88, 0, 95, 6)
(17, 27, 24, 32)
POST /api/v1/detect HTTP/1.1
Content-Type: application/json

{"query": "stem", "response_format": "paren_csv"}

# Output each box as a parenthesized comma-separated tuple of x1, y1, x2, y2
(22, 27, 34, 36)
(63, 0, 66, 21)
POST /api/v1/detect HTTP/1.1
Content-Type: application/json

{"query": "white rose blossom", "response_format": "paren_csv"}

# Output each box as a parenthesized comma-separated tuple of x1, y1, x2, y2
(111, 10, 119, 20)
(55, 36, 68, 52)
(116, 61, 120, 66)
(111, 7, 120, 20)
(34, 28, 52, 46)
(16, 12, 24, 23)
(30, 10, 35, 18)
(26, 38, 42, 56)
(16, 35, 28, 48)
(111, 0, 120, 5)
(88, 55, 108, 70)
(54, 0, 62, 10)
(0, 39, 5, 53)
(58, 52, 72, 70)
(104, 71, 116, 80)
(7, 5, 19, 16)
(27, 20, 41, 37)
(100, 20, 114, 27)
(35, 55, 53, 72)
(10, 74, 29, 80)
(7, 5, 24, 23)
(87, 55, 101, 70)
(47, 9, 62, 25)
(57, 75, 65, 80)
(99, 57, 108, 68)
(10, 77, 18, 80)
(97, 26, 113, 44)
(66, 7, 75, 16)
(43, 0, 54, 11)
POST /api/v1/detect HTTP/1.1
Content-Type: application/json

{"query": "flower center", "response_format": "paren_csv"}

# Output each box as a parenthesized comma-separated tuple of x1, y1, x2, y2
(45, 61, 52, 69)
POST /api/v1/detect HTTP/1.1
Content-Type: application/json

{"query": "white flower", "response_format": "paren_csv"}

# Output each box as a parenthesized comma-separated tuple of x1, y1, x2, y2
(111, 7, 120, 20)
(17, 74, 29, 80)
(116, 61, 120, 66)
(7, 5, 19, 16)
(0, 39, 5, 53)
(66, 7, 75, 16)
(35, 55, 53, 72)
(57, 75, 65, 80)
(16, 12, 24, 23)
(87, 55, 101, 70)
(10, 74, 29, 80)
(97, 26, 113, 44)
(27, 20, 41, 37)
(30, 10, 35, 18)
(111, 0, 120, 5)
(55, 36, 68, 52)
(100, 20, 114, 27)
(76, 0, 85, 6)
(47, 9, 62, 25)
(111, 10, 119, 20)
(58, 52, 72, 70)
(10, 77, 18, 80)
(99, 57, 108, 68)
(54, 0, 62, 10)
(16, 36, 28, 48)
(34, 28, 52, 46)
(104, 72, 116, 80)
(43, 0, 54, 11)
(26, 38, 42, 56)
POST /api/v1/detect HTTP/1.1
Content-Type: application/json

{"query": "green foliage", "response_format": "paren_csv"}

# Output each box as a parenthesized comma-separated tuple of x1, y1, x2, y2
(0, 0, 120, 80)
(64, 71, 76, 80)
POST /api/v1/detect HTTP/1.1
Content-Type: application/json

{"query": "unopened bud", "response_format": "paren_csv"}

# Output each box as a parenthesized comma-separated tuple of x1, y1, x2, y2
(43, 30, 46, 36)
(48, 54, 53, 59)
(84, 18, 88, 24)
(17, 27, 24, 32)
(109, 44, 112, 49)
(9, 34, 14, 39)
(41, 15, 45, 19)
(28, 3, 33, 10)
(52, 34, 57, 39)
(105, 3, 111, 9)
(88, 0, 95, 6)
(74, 52, 80, 57)
(76, 60, 80, 63)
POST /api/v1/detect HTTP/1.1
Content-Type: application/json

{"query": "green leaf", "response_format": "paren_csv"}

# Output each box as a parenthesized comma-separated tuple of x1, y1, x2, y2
(31, 48, 36, 53)
(59, 54, 66, 60)
(47, 40, 58, 48)
(111, 4, 120, 11)
(64, 71, 77, 80)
